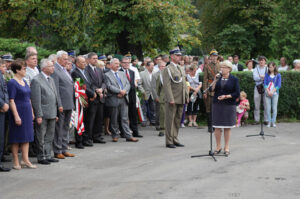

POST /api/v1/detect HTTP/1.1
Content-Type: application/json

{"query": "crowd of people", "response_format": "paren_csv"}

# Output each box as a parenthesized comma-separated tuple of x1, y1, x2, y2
(0, 46, 297, 172)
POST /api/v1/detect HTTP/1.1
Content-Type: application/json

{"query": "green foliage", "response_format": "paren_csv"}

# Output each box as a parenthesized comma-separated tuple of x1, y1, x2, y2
(269, 0, 300, 66)
(197, 71, 300, 122)
(0, 37, 54, 59)
(0, 0, 200, 57)
(195, 0, 277, 59)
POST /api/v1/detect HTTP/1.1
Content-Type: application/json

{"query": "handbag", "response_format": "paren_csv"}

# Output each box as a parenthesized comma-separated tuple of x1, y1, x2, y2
(256, 83, 264, 94)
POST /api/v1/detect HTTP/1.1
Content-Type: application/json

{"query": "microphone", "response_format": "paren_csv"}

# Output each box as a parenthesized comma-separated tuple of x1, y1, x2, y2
(216, 71, 222, 79)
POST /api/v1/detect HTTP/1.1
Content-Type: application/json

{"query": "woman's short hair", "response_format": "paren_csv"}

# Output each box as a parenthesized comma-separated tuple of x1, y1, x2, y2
(267, 62, 278, 75)
(240, 91, 247, 98)
(10, 59, 25, 73)
(220, 60, 233, 70)
(245, 60, 253, 67)
(189, 64, 197, 71)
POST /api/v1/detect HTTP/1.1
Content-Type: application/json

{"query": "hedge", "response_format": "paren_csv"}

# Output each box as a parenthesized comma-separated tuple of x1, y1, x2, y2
(0, 38, 54, 60)
(197, 71, 300, 122)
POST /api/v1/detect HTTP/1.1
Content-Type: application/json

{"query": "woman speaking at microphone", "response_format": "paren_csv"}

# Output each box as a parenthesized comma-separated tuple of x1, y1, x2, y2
(211, 60, 240, 156)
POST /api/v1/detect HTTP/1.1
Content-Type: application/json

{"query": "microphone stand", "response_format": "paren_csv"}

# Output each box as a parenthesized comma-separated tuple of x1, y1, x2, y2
(246, 89, 275, 139)
(191, 77, 225, 161)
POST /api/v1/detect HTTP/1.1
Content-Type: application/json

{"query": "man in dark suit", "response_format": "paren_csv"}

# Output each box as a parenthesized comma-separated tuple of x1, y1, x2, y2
(31, 59, 62, 165)
(51, 50, 75, 159)
(71, 56, 97, 148)
(233, 55, 244, 71)
(84, 52, 106, 144)
(0, 60, 10, 172)
(119, 57, 142, 138)
(104, 58, 138, 142)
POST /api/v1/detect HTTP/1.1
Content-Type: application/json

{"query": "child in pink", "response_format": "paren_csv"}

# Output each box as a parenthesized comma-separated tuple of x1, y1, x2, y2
(236, 91, 250, 127)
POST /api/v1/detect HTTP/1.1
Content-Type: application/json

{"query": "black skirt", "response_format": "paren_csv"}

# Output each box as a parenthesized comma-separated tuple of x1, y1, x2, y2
(212, 103, 236, 128)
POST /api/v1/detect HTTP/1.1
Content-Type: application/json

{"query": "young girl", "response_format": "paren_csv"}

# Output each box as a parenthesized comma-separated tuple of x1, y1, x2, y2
(236, 91, 250, 127)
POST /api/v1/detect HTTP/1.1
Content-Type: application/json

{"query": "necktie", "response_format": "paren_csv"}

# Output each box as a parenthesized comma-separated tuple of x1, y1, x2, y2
(63, 67, 72, 81)
(47, 77, 50, 82)
(115, 72, 123, 89)
(94, 67, 99, 78)
(126, 70, 131, 81)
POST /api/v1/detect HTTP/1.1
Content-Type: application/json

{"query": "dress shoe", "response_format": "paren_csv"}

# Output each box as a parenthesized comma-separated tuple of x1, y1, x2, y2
(174, 143, 184, 147)
(75, 143, 85, 149)
(93, 139, 106, 144)
(133, 133, 143, 138)
(224, 151, 230, 157)
(158, 132, 164, 137)
(0, 165, 11, 172)
(55, 153, 65, 159)
(112, 137, 118, 142)
(47, 158, 59, 163)
(264, 121, 269, 125)
(21, 161, 37, 169)
(38, 159, 51, 165)
(83, 141, 93, 147)
(63, 152, 75, 157)
(166, 144, 176, 148)
(126, 137, 139, 142)
(1, 156, 11, 162)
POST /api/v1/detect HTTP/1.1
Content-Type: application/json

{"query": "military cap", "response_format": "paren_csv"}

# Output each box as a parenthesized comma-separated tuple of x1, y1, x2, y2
(170, 47, 182, 55)
(1, 53, 14, 61)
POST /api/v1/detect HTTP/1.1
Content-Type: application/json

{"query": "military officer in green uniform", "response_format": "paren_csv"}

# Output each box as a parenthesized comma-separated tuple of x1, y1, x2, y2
(155, 61, 167, 137)
(163, 47, 188, 148)
(203, 49, 220, 132)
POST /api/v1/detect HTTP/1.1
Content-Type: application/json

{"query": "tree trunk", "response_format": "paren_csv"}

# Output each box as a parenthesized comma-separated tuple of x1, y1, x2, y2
(116, 29, 143, 60)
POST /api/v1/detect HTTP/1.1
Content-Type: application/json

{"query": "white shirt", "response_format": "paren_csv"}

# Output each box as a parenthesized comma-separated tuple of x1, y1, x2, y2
(243, 68, 253, 72)
(25, 66, 39, 85)
(232, 63, 238, 72)
(41, 71, 49, 80)
(129, 65, 141, 86)
(278, 65, 289, 71)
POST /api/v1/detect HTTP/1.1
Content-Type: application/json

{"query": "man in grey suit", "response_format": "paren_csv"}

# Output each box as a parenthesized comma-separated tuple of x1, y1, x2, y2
(25, 53, 39, 85)
(0, 60, 10, 172)
(104, 58, 138, 142)
(138, 61, 158, 127)
(51, 50, 75, 159)
(31, 59, 62, 165)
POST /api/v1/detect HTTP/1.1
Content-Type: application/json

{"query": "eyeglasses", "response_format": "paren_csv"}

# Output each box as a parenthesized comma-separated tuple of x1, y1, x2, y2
(122, 62, 130, 64)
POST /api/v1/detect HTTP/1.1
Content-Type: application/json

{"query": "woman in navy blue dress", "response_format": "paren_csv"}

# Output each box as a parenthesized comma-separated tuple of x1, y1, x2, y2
(8, 60, 36, 169)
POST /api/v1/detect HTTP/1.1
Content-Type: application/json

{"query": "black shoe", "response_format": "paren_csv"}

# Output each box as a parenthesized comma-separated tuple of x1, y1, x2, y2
(133, 133, 143, 138)
(263, 121, 269, 125)
(1, 156, 11, 162)
(0, 165, 11, 172)
(158, 132, 164, 137)
(47, 158, 59, 163)
(83, 141, 93, 147)
(38, 159, 51, 165)
(155, 126, 160, 131)
(93, 139, 106, 144)
(174, 143, 184, 147)
(75, 144, 85, 149)
(166, 144, 176, 148)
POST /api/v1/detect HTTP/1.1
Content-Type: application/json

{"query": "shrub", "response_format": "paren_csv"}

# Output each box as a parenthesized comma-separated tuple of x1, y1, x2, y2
(0, 38, 54, 60)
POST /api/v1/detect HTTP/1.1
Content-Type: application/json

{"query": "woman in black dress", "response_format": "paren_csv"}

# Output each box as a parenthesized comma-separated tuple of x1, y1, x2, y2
(211, 60, 240, 156)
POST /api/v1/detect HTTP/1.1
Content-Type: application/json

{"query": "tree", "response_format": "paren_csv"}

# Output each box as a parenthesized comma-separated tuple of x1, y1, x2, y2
(269, 0, 300, 64)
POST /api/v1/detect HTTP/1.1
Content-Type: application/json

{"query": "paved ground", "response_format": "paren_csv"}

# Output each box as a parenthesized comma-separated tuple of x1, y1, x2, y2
(1, 123, 300, 199)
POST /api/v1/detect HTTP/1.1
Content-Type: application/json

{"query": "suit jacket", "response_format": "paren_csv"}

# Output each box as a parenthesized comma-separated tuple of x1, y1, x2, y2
(162, 62, 188, 104)
(0, 74, 9, 108)
(71, 67, 94, 99)
(119, 68, 136, 104)
(30, 73, 61, 119)
(51, 62, 74, 110)
(85, 65, 106, 103)
(138, 69, 157, 100)
(212, 74, 240, 105)
(155, 70, 165, 104)
(104, 70, 130, 107)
